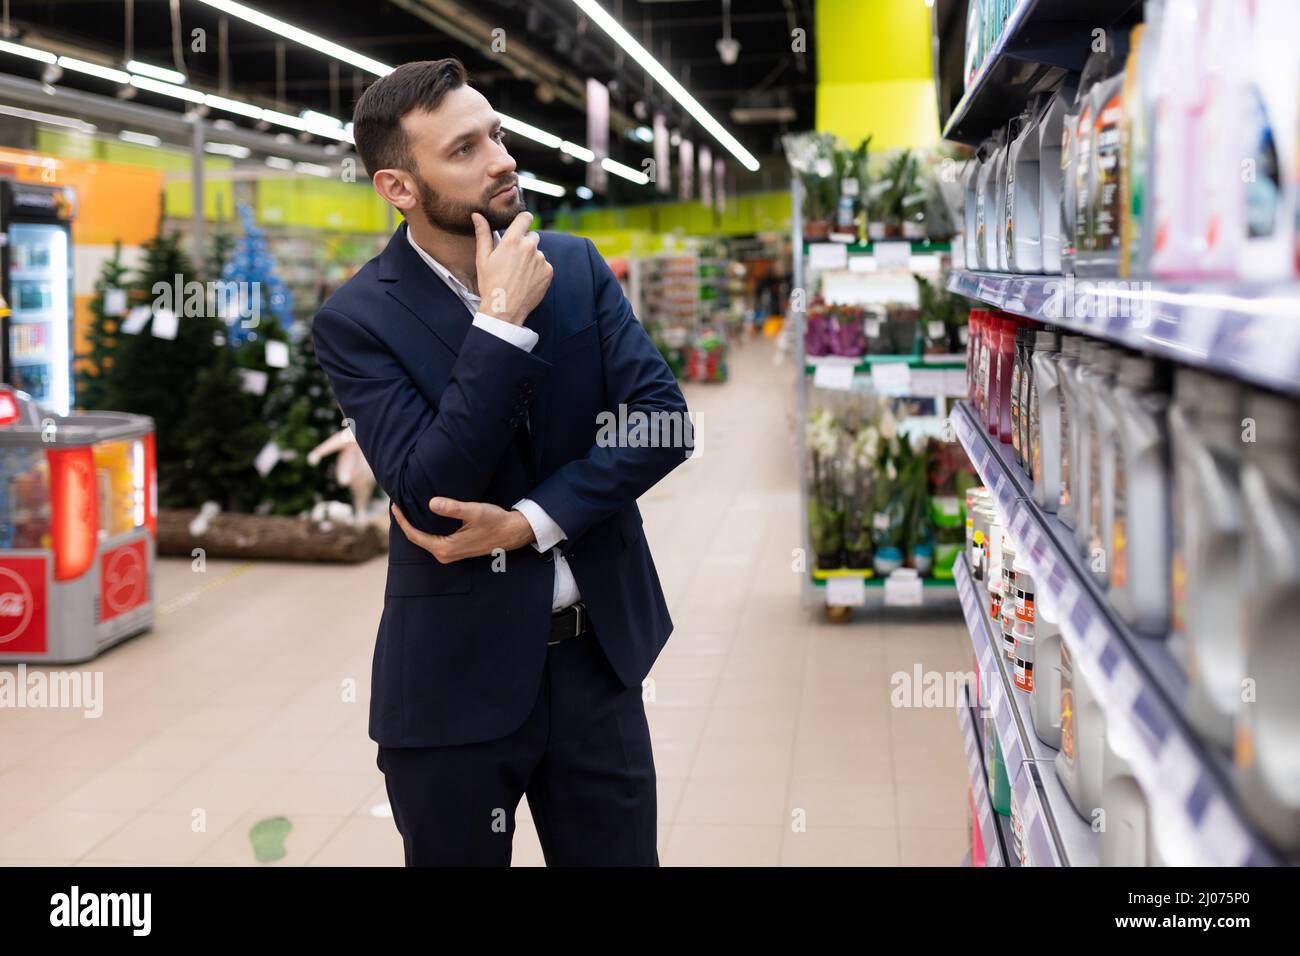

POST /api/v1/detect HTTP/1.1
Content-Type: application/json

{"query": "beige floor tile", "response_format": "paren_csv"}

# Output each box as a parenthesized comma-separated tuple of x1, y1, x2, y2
(895, 781, 969, 830)
(80, 809, 240, 863)
(675, 778, 788, 827)
(700, 706, 799, 745)
(0, 808, 135, 860)
(54, 767, 190, 812)
(194, 812, 348, 866)
(663, 824, 783, 866)
(306, 815, 405, 866)
(899, 827, 968, 866)
(781, 827, 900, 866)
(787, 778, 897, 829)
(645, 705, 710, 741)
(691, 737, 793, 781)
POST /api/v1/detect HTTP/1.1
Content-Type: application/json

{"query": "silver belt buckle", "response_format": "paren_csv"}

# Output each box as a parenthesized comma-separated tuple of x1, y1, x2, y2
(547, 603, 582, 646)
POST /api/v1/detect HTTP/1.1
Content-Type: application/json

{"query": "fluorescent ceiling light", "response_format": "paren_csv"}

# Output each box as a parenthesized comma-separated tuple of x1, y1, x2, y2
(193, 0, 393, 77)
(57, 56, 131, 85)
(499, 114, 561, 150)
(261, 109, 307, 131)
(265, 155, 294, 170)
(602, 157, 649, 185)
(517, 175, 565, 198)
(126, 59, 186, 84)
(0, 104, 96, 134)
(569, 0, 759, 171)
(576, 185, 593, 200)
(205, 93, 264, 119)
(119, 130, 162, 147)
(0, 38, 56, 64)
(130, 74, 205, 103)
(561, 141, 595, 163)
(300, 109, 344, 129)
(205, 141, 252, 158)
(294, 161, 332, 177)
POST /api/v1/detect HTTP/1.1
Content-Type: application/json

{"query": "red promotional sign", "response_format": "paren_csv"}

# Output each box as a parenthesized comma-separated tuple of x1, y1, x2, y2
(0, 388, 19, 427)
(0, 556, 47, 654)
(100, 539, 148, 622)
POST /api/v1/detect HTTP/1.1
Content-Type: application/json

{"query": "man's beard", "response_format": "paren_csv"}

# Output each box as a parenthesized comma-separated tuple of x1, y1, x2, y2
(417, 175, 526, 237)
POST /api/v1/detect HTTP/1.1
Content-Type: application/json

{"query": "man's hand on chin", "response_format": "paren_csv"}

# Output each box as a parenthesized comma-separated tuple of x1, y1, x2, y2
(390, 497, 536, 563)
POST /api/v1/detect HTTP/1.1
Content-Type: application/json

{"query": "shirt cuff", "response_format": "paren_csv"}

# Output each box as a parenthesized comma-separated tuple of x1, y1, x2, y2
(473, 311, 539, 352)
(512, 498, 567, 553)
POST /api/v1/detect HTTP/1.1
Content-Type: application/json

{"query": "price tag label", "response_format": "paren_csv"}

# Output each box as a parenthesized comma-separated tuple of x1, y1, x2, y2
(265, 340, 290, 368)
(807, 242, 848, 271)
(150, 307, 179, 340)
(812, 361, 856, 391)
(909, 368, 945, 397)
(104, 287, 127, 317)
(928, 321, 946, 339)
(873, 511, 891, 531)
(874, 241, 911, 270)
(870, 362, 912, 392)
(884, 573, 924, 606)
(865, 319, 882, 338)
(825, 576, 867, 607)
(238, 368, 269, 396)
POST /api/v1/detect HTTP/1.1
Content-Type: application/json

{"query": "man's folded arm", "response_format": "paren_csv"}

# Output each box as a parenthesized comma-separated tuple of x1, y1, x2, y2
(525, 238, 692, 542)
(312, 306, 551, 536)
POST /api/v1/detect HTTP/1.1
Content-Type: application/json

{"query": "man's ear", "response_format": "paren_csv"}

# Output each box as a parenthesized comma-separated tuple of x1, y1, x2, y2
(373, 169, 419, 214)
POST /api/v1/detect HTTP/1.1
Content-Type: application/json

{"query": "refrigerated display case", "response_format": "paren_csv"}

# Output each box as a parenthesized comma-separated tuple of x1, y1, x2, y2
(0, 385, 155, 664)
(1, 181, 76, 417)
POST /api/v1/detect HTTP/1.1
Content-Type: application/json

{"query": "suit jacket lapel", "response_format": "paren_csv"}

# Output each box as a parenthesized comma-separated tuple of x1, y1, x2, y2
(380, 222, 474, 356)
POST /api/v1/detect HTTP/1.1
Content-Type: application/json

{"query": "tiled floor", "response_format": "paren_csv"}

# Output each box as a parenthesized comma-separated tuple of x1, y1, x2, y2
(0, 334, 972, 866)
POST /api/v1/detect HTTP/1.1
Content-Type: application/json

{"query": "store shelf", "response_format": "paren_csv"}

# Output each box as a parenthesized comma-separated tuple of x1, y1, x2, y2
(948, 269, 1300, 397)
(804, 353, 967, 374)
(942, 0, 1142, 145)
(803, 240, 952, 256)
(955, 557, 1098, 866)
(811, 573, 955, 589)
(950, 398, 1279, 865)
(957, 686, 1010, 867)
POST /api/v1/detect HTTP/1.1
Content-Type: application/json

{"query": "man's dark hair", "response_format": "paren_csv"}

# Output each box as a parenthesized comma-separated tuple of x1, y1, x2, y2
(352, 58, 468, 177)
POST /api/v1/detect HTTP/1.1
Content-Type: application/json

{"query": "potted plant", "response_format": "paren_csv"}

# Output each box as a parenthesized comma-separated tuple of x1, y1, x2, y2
(806, 407, 845, 569)
(868, 150, 927, 240)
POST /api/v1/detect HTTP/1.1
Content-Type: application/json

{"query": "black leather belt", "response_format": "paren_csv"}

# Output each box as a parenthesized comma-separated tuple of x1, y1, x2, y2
(548, 602, 592, 646)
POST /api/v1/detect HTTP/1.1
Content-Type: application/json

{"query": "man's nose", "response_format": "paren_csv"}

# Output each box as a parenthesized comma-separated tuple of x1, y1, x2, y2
(488, 145, 517, 178)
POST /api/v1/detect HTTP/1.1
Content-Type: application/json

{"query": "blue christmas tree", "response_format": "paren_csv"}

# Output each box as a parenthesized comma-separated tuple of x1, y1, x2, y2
(220, 203, 294, 349)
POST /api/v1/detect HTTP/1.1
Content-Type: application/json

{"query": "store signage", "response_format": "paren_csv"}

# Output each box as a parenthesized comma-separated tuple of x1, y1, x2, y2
(678, 139, 695, 201)
(699, 145, 713, 207)
(714, 158, 726, 214)
(586, 78, 609, 194)
(100, 539, 148, 623)
(0, 557, 47, 653)
(653, 113, 671, 195)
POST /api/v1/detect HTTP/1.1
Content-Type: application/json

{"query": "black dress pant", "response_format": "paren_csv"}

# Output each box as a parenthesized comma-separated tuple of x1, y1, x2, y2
(376, 628, 659, 866)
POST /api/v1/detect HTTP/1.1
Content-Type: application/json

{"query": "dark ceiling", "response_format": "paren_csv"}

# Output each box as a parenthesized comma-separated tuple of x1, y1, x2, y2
(3, 0, 816, 205)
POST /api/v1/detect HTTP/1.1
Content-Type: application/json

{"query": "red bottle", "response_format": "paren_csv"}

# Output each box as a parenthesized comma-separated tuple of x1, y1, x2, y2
(997, 317, 1017, 444)
(967, 309, 982, 403)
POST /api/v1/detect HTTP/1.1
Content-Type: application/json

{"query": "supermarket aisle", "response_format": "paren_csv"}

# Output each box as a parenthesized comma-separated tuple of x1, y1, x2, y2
(0, 336, 971, 867)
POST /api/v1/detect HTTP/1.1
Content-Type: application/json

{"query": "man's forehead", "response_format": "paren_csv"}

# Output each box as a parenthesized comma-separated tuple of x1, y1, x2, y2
(402, 87, 498, 147)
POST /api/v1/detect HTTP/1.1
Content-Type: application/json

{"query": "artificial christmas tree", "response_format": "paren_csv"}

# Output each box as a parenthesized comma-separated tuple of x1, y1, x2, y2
(77, 240, 128, 411)
(98, 223, 224, 506)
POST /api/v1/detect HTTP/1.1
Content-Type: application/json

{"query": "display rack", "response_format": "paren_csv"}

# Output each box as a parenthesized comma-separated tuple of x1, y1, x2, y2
(950, 399, 1278, 866)
(792, 179, 965, 612)
(948, 270, 1300, 398)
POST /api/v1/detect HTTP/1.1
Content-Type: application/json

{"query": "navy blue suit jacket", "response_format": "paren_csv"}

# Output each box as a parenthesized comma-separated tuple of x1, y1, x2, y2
(312, 223, 689, 748)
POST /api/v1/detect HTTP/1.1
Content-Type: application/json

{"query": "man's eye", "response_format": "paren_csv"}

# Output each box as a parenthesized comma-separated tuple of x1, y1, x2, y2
(493, 130, 507, 144)
(456, 143, 473, 156)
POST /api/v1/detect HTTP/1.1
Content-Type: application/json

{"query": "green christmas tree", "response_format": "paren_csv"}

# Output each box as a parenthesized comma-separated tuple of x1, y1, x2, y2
(76, 241, 128, 411)
(260, 321, 344, 515)
(176, 346, 271, 512)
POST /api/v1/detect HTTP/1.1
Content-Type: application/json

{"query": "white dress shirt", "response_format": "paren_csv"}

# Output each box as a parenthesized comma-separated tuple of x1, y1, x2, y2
(406, 226, 581, 611)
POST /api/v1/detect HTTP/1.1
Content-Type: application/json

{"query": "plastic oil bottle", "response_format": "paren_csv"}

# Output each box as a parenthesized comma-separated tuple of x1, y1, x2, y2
(1029, 330, 1064, 512)
(1173, 368, 1248, 751)
(1082, 345, 1122, 579)
(1057, 336, 1089, 528)
(1234, 388, 1300, 852)
(1032, 607, 1064, 749)
(1057, 639, 1107, 822)
(1106, 355, 1172, 634)
(1100, 723, 1162, 866)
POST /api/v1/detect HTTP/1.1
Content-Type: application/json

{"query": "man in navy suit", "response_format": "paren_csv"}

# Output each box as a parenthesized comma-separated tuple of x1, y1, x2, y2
(311, 58, 691, 866)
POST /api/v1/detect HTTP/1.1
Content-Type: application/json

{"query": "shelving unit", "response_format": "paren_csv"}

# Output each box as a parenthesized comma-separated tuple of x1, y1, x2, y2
(949, 270, 1300, 397)
(957, 683, 1013, 867)
(955, 557, 1098, 866)
(941, 0, 1142, 145)
(792, 179, 965, 611)
(949, 399, 1278, 866)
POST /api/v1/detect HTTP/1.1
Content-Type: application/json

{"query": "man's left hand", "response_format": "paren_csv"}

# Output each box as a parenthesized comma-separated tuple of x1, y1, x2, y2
(390, 497, 536, 563)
